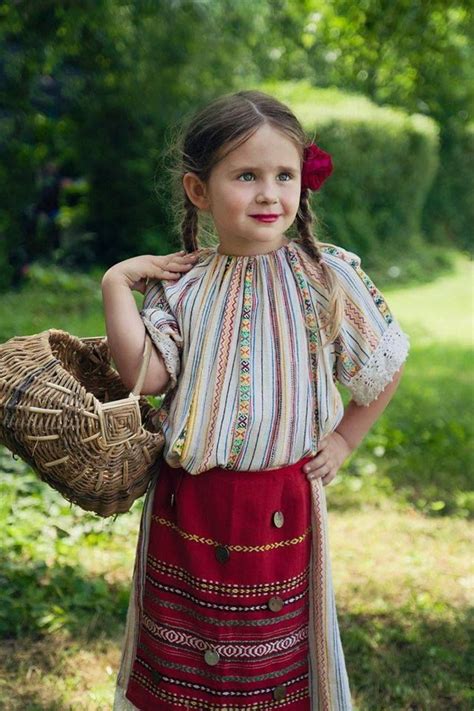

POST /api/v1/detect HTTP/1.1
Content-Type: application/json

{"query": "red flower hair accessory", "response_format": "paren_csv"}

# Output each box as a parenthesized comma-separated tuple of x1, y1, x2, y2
(301, 143, 333, 191)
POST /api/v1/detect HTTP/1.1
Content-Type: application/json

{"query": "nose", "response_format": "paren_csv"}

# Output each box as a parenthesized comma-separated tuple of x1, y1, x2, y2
(256, 179, 279, 203)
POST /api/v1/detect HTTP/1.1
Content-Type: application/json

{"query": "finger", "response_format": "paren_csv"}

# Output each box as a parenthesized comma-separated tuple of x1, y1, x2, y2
(152, 254, 195, 267)
(306, 462, 331, 480)
(155, 258, 196, 274)
(169, 255, 199, 267)
(322, 470, 336, 486)
(317, 436, 330, 451)
(177, 249, 199, 259)
(175, 253, 198, 260)
(312, 454, 330, 472)
(165, 262, 195, 273)
(303, 456, 320, 473)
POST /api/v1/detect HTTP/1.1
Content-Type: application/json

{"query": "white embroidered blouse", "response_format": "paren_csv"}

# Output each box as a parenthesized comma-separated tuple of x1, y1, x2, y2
(139, 239, 410, 475)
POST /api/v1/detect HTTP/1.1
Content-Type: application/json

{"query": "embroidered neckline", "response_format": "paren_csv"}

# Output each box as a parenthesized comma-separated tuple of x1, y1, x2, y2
(204, 239, 294, 260)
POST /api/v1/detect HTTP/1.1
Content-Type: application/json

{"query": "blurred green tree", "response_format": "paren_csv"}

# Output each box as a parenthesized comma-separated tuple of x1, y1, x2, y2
(0, 0, 471, 290)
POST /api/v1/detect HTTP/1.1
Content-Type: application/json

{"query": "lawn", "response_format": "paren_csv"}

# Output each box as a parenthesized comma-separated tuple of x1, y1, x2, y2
(0, 252, 472, 710)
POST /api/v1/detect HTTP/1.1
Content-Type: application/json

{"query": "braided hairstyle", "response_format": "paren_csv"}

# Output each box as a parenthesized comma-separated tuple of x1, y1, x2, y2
(164, 89, 343, 343)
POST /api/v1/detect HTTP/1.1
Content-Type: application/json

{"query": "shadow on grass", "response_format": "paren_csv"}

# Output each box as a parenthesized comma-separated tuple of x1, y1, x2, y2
(0, 634, 117, 711)
(0, 557, 130, 641)
(332, 342, 474, 517)
(341, 604, 473, 711)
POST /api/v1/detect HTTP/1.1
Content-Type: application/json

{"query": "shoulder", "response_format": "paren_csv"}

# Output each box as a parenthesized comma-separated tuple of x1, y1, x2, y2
(319, 243, 392, 319)
(144, 248, 215, 310)
(318, 242, 362, 269)
(318, 243, 388, 313)
(315, 243, 366, 296)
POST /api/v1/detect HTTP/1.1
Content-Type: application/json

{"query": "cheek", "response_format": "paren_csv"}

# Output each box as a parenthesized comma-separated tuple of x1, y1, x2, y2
(220, 184, 242, 204)
(227, 193, 249, 212)
(289, 189, 302, 210)
(280, 195, 298, 215)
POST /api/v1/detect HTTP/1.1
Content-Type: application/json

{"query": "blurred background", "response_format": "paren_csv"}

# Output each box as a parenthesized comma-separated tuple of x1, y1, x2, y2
(0, 2, 472, 709)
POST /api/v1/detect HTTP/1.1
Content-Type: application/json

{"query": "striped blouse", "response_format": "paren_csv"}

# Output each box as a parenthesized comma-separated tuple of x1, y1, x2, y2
(139, 239, 410, 476)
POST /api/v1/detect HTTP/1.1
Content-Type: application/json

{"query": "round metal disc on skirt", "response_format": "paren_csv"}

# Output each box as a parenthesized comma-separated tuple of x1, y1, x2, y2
(125, 455, 314, 710)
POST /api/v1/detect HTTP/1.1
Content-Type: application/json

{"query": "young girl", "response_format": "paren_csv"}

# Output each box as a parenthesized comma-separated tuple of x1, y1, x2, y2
(102, 90, 410, 711)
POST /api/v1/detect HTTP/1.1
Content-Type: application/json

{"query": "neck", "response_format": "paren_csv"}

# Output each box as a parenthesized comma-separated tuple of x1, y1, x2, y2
(216, 237, 291, 257)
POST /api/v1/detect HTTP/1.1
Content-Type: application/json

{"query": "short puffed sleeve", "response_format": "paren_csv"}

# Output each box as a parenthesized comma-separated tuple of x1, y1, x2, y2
(322, 246, 410, 407)
(139, 279, 183, 393)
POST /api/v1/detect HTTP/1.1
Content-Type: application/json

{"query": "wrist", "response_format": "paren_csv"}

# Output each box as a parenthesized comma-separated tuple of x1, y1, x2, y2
(334, 428, 357, 455)
(101, 267, 130, 290)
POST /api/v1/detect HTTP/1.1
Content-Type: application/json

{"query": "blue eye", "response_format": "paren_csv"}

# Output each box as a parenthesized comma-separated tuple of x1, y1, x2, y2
(238, 172, 254, 182)
(237, 172, 294, 182)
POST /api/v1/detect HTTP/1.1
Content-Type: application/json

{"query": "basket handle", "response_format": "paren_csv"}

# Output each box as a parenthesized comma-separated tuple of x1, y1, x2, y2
(131, 331, 153, 396)
(81, 332, 154, 397)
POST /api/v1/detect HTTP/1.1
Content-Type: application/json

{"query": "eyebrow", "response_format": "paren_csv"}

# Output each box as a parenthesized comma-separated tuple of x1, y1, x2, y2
(228, 165, 299, 173)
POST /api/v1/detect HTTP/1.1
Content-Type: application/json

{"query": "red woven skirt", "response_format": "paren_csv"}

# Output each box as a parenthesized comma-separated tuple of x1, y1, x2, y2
(125, 454, 314, 710)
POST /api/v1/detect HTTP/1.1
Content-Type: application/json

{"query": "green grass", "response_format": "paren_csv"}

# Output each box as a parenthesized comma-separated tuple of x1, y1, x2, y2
(388, 251, 473, 346)
(0, 251, 472, 709)
(326, 251, 474, 519)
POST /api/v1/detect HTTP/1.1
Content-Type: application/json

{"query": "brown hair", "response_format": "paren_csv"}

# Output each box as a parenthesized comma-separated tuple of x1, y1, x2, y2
(162, 89, 343, 344)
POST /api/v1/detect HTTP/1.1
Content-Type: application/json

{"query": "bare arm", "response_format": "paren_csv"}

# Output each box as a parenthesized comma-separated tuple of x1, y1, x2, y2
(335, 363, 406, 452)
(101, 250, 199, 395)
(305, 364, 406, 484)
(101, 272, 169, 395)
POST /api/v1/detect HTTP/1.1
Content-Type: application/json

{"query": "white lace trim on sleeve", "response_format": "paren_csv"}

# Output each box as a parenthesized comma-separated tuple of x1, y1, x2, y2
(349, 320, 410, 407)
(141, 314, 182, 392)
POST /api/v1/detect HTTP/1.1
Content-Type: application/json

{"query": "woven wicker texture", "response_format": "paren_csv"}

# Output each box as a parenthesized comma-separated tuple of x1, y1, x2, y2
(0, 329, 165, 517)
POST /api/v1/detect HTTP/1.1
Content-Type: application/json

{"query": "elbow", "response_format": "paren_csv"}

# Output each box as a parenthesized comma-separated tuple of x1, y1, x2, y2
(140, 364, 173, 396)
(119, 367, 170, 396)
(143, 373, 172, 396)
(392, 362, 406, 384)
(121, 376, 169, 397)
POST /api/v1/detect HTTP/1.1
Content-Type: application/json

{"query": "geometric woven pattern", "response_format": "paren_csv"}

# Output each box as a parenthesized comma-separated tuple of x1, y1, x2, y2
(98, 395, 143, 447)
(125, 456, 313, 710)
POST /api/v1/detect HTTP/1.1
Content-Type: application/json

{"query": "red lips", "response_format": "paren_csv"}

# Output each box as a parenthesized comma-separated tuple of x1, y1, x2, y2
(250, 214, 280, 222)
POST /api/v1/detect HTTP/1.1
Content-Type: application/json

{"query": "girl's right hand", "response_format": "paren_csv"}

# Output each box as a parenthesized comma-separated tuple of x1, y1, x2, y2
(103, 250, 200, 293)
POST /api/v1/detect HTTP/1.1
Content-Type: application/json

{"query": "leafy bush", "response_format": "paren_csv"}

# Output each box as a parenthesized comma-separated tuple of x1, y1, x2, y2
(262, 80, 441, 274)
(422, 122, 474, 253)
(0, 450, 140, 641)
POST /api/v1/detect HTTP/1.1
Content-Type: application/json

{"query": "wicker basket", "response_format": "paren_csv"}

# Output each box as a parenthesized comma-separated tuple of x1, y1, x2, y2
(0, 328, 165, 517)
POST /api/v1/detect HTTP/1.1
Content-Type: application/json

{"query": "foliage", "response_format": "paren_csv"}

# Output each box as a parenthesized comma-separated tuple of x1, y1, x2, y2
(1, 1, 472, 291)
(0, 263, 104, 344)
(267, 0, 474, 124)
(1, 456, 472, 709)
(266, 80, 445, 274)
(0, 451, 140, 640)
(328, 252, 474, 518)
(0, 0, 274, 284)
(422, 121, 474, 252)
(253, 1, 474, 249)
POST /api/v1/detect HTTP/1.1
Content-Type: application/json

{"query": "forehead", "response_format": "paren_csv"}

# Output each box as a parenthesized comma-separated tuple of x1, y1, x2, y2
(218, 125, 301, 169)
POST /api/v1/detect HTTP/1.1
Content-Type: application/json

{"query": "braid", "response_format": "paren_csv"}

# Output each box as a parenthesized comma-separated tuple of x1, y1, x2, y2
(295, 189, 323, 263)
(295, 189, 344, 346)
(181, 195, 200, 253)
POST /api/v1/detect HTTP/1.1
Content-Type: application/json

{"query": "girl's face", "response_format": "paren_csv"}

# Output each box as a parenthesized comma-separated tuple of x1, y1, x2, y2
(184, 124, 302, 255)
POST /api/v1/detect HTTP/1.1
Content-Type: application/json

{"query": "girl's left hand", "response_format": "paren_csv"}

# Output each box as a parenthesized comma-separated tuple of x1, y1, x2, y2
(303, 431, 352, 486)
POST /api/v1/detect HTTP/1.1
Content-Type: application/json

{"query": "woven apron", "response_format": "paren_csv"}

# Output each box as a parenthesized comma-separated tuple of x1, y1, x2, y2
(124, 454, 314, 710)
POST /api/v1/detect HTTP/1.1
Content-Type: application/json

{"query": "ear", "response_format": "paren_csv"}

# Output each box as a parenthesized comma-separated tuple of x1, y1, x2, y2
(182, 172, 211, 211)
